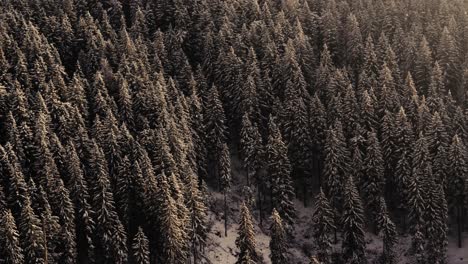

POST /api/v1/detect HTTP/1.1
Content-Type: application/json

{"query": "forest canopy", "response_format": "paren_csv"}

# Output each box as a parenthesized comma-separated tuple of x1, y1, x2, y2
(0, 0, 467, 263)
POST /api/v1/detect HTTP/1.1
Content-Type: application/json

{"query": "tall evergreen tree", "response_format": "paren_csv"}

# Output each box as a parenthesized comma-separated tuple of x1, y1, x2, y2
(323, 121, 350, 213)
(186, 172, 208, 263)
(132, 227, 150, 264)
(157, 174, 189, 264)
(447, 135, 467, 248)
(376, 198, 397, 264)
(341, 176, 366, 264)
(236, 202, 259, 264)
(311, 189, 335, 264)
(0, 209, 24, 264)
(90, 142, 128, 263)
(219, 142, 231, 237)
(265, 117, 295, 227)
(362, 131, 385, 231)
(269, 209, 288, 264)
(19, 196, 46, 264)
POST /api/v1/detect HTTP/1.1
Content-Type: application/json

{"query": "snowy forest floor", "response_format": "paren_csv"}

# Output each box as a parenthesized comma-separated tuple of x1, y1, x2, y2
(203, 156, 468, 264)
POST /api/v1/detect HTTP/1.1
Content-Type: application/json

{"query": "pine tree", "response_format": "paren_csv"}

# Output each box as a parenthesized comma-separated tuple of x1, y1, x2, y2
(447, 135, 467, 248)
(19, 196, 46, 264)
(283, 77, 310, 205)
(341, 176, 366, 264)
(265, 117, 295, 227)
(219, 142, 231, 237)
(437, 27, 461, 99)
(309, 94, 326, 186)
(90, 142, 128, 263)
(424, 178, 448, 264)
(409, 133, 432, 235)
(132, 227, 150, 264)
(270, 209, 288, 264)
(63, 141, 95, 262)
(240, 113, 262, 186)
(414, 36, 433, 95)
(362, 131, 385, 231)
(236, 202, 259, 264)
(311, 189, 335, 264)
(376, 198, 397, 264)
(40, 190, 62, 264)
(323, 121, 350, 213)
(0, 209, 24, 264)
(360, 90, 377, 132)
(426, 112, 449, 161)
(186, 172, 208, 263)
(205, 85, 227, 182)
(157, 174, 189, 264)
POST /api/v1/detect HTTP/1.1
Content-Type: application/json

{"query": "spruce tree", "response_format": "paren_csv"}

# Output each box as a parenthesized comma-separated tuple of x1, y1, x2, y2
(362, 131, 385, 231)
(19, 196, 46, 264)
(323, 121, 350, 214)
(205, 85, 227, 182)
(265, 117, 295, 227)
(132, 227, 150, 264)
(240, 113, 262, 186)
(447, 135, 467, 248)
(186, 172, 208, 263)
(90, 142, 128, 264)
(157, 173, 189, 264)
(0, 209, 24, 264)
(63, 141, 95, 262)
(270, 209, 288, 264)
(414, 36, 433, 95)
(219, 142, 231, 237)
(424, 178, 448, 264)
(341, 176, 366, 264)
(376, 198, 397, 264)
(311, 189, 335, 264)
(236, 202, 259, 264)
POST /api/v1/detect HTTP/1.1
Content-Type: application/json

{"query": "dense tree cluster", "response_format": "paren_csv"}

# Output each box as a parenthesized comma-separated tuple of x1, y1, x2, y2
(0, 0, 467, 263)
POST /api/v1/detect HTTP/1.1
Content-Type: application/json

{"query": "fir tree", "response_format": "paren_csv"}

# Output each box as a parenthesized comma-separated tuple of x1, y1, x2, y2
(311, 189, 335, 264)
(186, 172, 208, 263)
(132, 227, 150, 264)
(219, 142, 231, 237)
(447, 135, 467, 248)
(376, 198, 397, 264)
(205, 85, 227, 181)
(323, 121, 350, 214)
(90, 142, 128, 264)
(0, 209, 24, 264)
(236, 202, 259, 264)
(157, 173, 189, 264)
(265, 117, 295, 227)
(270, 209, 288, 264)
(414, 36, 433, 95)
(240, 113, 262, 186)
(19, 196, 46, 264)
(362, 131, 385, 231)
(341, 176, 366, 264)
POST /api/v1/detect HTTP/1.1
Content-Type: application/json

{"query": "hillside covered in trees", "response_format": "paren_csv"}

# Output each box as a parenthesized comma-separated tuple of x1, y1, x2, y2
(0, 0, 468, 263)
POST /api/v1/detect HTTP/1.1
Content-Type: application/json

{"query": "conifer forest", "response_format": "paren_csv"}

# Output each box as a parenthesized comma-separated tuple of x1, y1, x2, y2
(2, 0, 468, 263)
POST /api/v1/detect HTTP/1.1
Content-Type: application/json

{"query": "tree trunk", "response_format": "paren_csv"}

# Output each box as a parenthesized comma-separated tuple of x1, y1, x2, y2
(334, 212, 338, 244)
(191, 243, 196, 264)
(302, 180, 307, 207)
(317, 156, 322, 188)
(224, 191, 228, 237)
(216, 162, 220, 191)
(258, 184, 263, 227)
(43, 215, 48, 264)
(457, 206, 462, 248)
